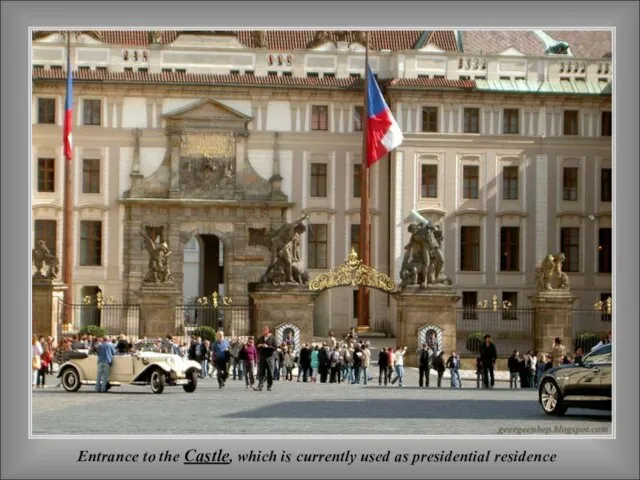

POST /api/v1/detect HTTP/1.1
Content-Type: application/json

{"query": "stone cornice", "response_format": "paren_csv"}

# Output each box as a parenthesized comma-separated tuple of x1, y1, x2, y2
(118, 198, 295, 208)
(454, 209, 488, 217)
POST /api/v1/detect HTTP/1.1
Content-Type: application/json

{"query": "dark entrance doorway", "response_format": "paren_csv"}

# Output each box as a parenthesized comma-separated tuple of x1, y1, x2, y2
(199, 234, 224, 297)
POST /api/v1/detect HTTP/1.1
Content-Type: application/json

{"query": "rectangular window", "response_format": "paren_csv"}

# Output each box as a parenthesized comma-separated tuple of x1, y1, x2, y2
(82, 159, 100, 194)
(37, 98, 56, 124)
(500, 227, 520, 272)
(560, 227, 580, 273)
(460, 226, 480, 271)
(502, 291, 518, 320)
(37, 158, 55, 192)
(353, 106, 363, 132)
(463, 165, 479, 199)
(463, 107, 480, 133)
(311, 105, 328, 131)
(350, 224, 361, 256)
(353, 163, 362, 198)
(83, 99, 101, 126)
(34, 220, 57, 257)
(462, 291, 478, 320)
(503, 108, 519, 134)
(601, 111, 612, 137)
(80, 220, 102, 266)
(598, 228, 612, 274)
(563, 110, 579, 135)
(307, 224, 328, 269)
(310, 163, 327, 197)
(502, 166, 519, 200)
(601, 168, 612, 202)
(422, 106, 438, 132)
(421, 164, 438, 198)
(563, 167, 578, 201)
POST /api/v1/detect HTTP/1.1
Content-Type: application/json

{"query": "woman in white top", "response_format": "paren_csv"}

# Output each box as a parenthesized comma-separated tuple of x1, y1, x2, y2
(32, 335, 43, 387)
(391, 347, 407, 387)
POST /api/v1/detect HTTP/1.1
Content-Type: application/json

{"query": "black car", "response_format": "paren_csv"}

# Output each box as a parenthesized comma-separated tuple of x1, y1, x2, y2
(538, 343, 612, 416)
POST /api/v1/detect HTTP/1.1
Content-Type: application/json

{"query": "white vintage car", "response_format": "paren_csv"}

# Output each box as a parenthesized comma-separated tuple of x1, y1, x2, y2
(57, 350, 201, 394)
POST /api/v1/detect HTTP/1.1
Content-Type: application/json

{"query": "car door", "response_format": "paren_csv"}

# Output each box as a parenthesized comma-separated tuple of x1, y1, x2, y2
(588, 344, 612, 399)
(560, 364, 600, 398)
(110, 355, 134, 382)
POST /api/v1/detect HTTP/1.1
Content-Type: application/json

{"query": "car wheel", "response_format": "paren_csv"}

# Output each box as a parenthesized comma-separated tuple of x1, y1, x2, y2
(540, 379, 567, 416)
(183, 370, 198, 393)
(150, 369, 165, 394)
(61, 368, 81, 392)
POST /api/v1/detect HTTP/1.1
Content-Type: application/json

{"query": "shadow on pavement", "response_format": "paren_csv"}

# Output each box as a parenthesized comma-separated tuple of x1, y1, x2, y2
(221, 398, 612, 421)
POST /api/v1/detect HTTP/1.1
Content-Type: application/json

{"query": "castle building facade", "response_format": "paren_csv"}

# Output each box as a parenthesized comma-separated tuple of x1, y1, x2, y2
(32, 30, 612, 337)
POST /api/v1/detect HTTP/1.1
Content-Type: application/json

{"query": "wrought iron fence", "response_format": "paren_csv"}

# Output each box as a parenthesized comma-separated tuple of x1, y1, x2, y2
(456, 306, 535, 357)
(55, 300, 140, 338)
(176, 303, 252, 337)
(572, 308, 611, 353)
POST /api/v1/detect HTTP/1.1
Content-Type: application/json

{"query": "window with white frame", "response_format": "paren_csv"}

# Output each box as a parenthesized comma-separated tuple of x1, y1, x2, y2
(83, 99, 102, 126)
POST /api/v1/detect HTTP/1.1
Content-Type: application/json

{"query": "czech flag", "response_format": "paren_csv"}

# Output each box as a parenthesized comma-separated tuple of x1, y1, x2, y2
(63, 43, 73, 161)
(365, 64, 403, 167)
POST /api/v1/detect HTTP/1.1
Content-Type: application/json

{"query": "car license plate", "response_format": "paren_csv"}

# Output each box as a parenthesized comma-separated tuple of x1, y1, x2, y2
(175, 379, 188, 385)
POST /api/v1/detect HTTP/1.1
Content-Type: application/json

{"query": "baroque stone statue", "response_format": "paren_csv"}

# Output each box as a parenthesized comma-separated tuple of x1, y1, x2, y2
(140, 231, 173, 284)
(252, 31, 268, 48)
(308, 31, 331, 48)
(399, 222, 451, 289)
(535, 252, 570, 291)
(261, 214, 310, 286)
(32, 240, 59, 279)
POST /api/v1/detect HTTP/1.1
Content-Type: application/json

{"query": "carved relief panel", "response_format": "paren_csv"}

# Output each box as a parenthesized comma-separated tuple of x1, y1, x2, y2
(178, 132, 237, 199)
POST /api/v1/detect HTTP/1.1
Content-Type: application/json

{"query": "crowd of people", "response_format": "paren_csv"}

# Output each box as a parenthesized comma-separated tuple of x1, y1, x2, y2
(31, 328, 613, 391)
(505, 332, 613, 389)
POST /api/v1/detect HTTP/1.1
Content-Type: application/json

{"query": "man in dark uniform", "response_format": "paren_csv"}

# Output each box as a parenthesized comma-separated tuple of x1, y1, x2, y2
(480, 334, 497, 388)
(255, 325, 278, 391)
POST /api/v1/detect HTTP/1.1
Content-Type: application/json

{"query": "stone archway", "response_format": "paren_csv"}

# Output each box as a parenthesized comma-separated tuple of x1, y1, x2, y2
(417, 323, 443, 354)
(275, 322, 301, 351)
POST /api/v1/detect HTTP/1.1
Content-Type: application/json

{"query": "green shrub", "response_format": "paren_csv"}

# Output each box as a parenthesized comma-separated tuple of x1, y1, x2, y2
(191, 326, 217, 343)
(466, 331, 484, 354)
(574, 332, 600, 352)
(78, 325, 108, 337)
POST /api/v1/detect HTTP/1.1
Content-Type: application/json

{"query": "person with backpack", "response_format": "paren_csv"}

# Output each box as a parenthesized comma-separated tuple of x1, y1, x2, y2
(342, 344, 353, 384)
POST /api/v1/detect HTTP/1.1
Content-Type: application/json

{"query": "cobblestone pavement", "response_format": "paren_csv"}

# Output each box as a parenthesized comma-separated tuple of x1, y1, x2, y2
(32, 370, 611, 436)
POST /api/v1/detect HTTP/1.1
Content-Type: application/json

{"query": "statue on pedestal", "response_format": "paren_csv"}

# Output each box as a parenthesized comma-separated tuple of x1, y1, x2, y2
(261, 214, 310, 286)
(399, 221, 451, 289)
(140, 231, 173, 284)
(535, 252, 570, 291)
(32, 240, 59, 279)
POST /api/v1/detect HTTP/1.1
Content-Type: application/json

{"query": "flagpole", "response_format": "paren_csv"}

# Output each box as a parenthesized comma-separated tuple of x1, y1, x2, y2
(63, 31, 74, 326)
(357, 31, 370, 332)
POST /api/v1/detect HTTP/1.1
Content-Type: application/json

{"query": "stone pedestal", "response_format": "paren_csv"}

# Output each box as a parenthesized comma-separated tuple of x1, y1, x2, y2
(395, 286, 460, 367)
(530, 291, 577, 354)
(250, 286, 318, 346)
(32, 278, 67, 339)
(138, 284, 180, 339)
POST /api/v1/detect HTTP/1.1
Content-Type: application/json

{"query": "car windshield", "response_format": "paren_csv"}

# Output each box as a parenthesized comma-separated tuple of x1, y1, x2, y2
(583, 344, 612, 364)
